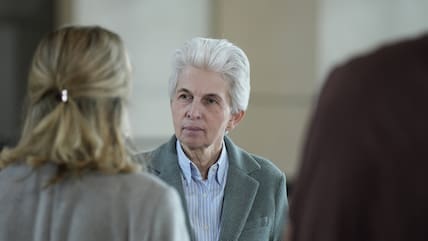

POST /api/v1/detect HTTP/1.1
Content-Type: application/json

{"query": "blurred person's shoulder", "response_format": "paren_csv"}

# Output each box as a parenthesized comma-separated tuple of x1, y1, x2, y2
(335, 33, 428, 78)
(89, 167, 173, 195)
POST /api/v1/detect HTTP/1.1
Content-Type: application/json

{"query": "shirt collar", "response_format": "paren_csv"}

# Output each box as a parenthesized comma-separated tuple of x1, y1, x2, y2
(177, 139, 228, 186)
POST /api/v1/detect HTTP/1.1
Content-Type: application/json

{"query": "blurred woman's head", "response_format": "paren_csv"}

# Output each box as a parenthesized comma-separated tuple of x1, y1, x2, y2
(0, 25, 139, 181)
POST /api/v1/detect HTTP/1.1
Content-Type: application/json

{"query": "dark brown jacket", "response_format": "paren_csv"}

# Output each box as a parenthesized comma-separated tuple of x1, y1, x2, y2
(290, 33, 428, 241)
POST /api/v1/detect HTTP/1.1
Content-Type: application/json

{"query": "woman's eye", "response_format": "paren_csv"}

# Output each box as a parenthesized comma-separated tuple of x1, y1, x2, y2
(206, 98, 218, 104)
(178, 94, 191, 100)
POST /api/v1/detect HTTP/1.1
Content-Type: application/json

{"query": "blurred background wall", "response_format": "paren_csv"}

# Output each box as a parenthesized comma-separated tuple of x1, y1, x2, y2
(0, 0, 54, 149)
(1, 0, 428, 182)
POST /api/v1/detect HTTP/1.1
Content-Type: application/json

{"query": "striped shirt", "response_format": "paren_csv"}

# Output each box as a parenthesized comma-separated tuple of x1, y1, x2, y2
(176, 140, 229, 241)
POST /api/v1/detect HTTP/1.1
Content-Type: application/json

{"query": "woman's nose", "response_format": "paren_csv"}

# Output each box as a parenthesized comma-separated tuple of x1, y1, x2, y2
(186, 102, 201, 119)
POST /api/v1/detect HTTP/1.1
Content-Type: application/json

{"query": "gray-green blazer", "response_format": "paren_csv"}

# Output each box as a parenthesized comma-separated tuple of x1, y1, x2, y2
(136, 135, 288, 241)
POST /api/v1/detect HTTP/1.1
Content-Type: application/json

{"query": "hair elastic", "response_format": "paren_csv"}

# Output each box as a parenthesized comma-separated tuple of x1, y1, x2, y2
(60, 89, 68, 102)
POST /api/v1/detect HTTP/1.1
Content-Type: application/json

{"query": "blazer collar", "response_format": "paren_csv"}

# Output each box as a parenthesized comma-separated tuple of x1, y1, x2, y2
(223, 135, 260, 172)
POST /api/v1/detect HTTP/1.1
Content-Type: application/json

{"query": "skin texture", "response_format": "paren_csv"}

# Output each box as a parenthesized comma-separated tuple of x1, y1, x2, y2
(170, 66, 244, 178)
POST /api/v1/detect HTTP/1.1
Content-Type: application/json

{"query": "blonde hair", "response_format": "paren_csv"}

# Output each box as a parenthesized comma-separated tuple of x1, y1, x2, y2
(0, 25, 140, 182)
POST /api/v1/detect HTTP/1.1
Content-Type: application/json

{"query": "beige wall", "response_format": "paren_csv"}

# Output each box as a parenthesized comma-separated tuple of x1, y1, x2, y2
(318, 0, 428, 83)
(215, 0, 317, 178)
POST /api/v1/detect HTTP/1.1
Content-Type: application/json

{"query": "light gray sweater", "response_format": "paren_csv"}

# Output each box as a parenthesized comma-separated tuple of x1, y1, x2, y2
(0, 162, 190, 241)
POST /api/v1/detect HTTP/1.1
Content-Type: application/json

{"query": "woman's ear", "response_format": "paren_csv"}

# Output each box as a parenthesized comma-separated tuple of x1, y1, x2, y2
(227, 110, 245, 131)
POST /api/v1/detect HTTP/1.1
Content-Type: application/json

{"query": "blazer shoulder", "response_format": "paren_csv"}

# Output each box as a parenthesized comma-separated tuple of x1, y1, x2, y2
(225, 136, 285, 179)
(248, 152, 285, 179)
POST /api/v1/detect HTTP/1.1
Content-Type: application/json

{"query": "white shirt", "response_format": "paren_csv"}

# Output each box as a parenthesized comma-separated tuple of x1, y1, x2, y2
(177, 140, 229, 241)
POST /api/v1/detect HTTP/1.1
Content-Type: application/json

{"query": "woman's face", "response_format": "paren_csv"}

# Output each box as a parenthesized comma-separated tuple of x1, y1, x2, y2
(171, 66, 243, 153)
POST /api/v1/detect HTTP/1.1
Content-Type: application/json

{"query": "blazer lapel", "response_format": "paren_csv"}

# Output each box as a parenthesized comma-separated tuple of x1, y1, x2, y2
(156, 162, 184, 194)
(219, 136, 260, 241)
(219, 167, 259, 241)
(148, 136, 184, 195)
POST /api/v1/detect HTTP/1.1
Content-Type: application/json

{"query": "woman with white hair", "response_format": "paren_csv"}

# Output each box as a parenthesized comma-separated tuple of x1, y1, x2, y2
(137, 37, 288, 241)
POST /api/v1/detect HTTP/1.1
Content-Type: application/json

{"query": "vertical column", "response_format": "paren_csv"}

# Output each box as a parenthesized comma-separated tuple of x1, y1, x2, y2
(215, 0, 317, 177)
